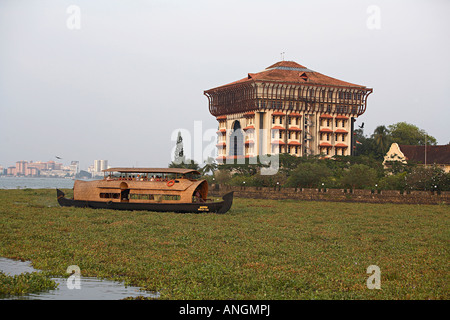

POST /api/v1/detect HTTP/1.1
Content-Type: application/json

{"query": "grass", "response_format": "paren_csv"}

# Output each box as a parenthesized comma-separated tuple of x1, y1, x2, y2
(0, 189, 448, 299)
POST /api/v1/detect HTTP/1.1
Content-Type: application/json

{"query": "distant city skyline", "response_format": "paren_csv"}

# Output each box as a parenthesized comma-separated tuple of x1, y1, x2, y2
(1, 0, 449, 168)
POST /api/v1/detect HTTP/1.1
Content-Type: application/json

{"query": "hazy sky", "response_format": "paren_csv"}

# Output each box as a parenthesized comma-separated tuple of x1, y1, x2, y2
(1, 0, 449, 170)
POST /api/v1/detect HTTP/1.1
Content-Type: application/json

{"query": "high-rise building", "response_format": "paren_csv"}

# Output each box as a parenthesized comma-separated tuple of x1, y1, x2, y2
(93, 160, 108, 176)
(204, 60, 373, 160)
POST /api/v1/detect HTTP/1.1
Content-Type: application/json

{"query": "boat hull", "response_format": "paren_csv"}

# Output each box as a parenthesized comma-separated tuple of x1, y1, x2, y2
(56, 189, 233, 214)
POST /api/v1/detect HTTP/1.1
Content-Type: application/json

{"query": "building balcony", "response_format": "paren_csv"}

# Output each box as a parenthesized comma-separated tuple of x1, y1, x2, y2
(319, 142, 333, 148)
(244, 140, 255, 146)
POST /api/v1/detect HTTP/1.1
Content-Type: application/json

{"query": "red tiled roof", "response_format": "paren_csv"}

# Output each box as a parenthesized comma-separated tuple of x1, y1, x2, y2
(399, 145, 450, 165)
(320, 114, 333, 119)
(334, 129, 348, 133)
(216, 116, 227, 120)
(335, 115, 349, 120)
(243, 125, 255, 131)
(212, 60, 367, 89)
(266, 61, 307, 69)
(335, 143, 348, 148)
(319, 128, 333, 133)
(244, 140, 254, 145)
(272, 111, 286, 116)
(288, 141, 302, 146)
(271, 126, 285, 130)
(271, 140, 285, 145)
(288, 113, 302, 117)
(216, 129, 226, 133)
(287, 127, 302, 131)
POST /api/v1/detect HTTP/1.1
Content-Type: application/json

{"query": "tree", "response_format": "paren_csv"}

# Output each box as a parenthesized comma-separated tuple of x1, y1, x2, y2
(388, 122, 437, 146)
(405, 165, 449, 191)
(372, 125, 392, 157)
(353, 128, 376, 157)
(340, 164, 378, 189)
(285, 162, 332, 188)
(201, 157, 218, 175)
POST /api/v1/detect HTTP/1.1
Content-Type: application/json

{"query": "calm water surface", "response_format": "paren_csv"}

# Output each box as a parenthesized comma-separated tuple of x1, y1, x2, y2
(0, 257, 160, 300)
(0, 177, 82, 189)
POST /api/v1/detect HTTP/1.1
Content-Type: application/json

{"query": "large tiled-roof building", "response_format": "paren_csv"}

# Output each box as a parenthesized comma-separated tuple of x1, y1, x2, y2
(384, 143, 450, 173)
(204, 60, 373, 161)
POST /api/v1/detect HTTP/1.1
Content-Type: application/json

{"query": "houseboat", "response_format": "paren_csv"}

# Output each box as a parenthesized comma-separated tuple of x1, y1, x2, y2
(56, 167, 233, 214)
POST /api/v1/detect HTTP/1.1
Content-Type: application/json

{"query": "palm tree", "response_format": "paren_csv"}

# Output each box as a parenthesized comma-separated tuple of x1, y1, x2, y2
(372, 125, 391, 157)
(201, 157, 218, 175)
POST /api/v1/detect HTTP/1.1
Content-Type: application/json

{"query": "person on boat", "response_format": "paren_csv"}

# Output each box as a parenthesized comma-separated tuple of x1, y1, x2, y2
(195, 190, 204, 203)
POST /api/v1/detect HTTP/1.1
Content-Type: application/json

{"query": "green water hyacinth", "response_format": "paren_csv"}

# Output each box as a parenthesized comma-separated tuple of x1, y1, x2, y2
(0, 271, 58, 297)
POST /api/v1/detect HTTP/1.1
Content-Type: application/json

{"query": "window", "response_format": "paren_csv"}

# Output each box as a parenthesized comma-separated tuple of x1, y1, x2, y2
(130, 194, 154, 200)
(327, 119, 331, 127)
(327, 133, 330, 141)
(280, 117, 283, 124)
(162, 195, 181, 201)
(272, 116, 276, 124)
(100, 193, 120, 199)
(328, 91, 333, 99)
(288, 117, 292, 125)
(279, 131, 283, 139)
(129, 194, 180, 201)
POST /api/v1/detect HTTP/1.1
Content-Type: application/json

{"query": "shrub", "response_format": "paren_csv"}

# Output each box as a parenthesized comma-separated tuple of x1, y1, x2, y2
(340, 164, 378, 189)
(285, 162, 332, 188)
